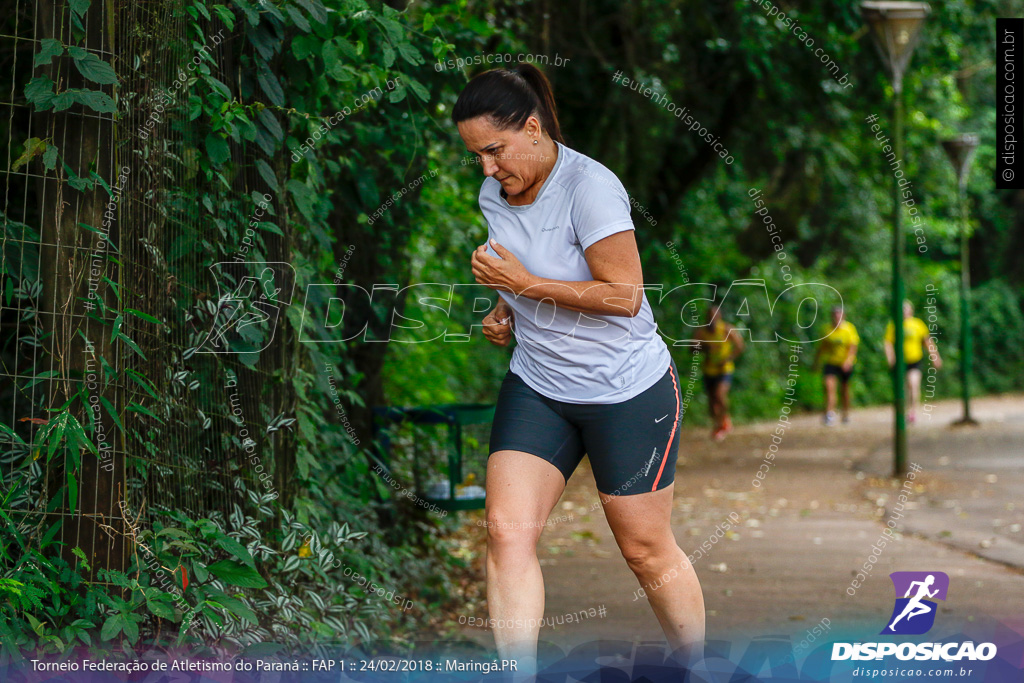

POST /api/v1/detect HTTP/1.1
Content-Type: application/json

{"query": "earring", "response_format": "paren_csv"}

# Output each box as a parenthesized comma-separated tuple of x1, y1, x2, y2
(533, 139, 539, 145)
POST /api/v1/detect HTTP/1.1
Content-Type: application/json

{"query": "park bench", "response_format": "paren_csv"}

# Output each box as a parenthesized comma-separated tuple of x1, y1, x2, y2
(372, 404, 492, 511)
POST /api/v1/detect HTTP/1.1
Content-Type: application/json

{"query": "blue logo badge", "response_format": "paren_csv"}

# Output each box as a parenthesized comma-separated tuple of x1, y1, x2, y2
(881, 571, 949, 635)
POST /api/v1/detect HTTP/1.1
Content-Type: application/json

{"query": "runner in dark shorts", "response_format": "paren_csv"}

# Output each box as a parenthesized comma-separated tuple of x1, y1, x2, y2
(884, 301, 942, 424)
(454, 63, 705, 674)
(815, 305, 859, 425)
(694, 304, 744, 441)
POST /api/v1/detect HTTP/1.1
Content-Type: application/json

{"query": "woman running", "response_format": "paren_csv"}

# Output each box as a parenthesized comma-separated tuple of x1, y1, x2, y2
(693, 304, 744, 441)
(884, 300, 942, 424)
(454, 64, 705, 674)
(815, 305, 859, 425)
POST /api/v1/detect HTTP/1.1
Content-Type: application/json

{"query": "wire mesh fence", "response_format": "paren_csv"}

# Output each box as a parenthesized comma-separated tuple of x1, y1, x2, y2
(1, 0, 291, 580)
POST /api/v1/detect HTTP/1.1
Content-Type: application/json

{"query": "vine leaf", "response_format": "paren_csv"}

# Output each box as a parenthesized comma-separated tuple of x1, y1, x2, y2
(285, 6, 310, 33)
(42, 144, 58, 170)
(256, 63, 284, 106)
(99, 397, 124, 435)
(126, 403, 163, 423)
(249, 23, 278, 60)
(291, 35, 318, 61)
(206, 560, 267, 588)
(233, 0, 260, 27)
(100, 614, 123, 641)
(214, 535, 256, 568)
(145, 596, 175, 620)
(213, 5, 236, 31)
(205, 77, 232, 101)
(432, 36, 453, 60)
(387, 80, 406, 104)
(125, 368, 159, 400)
(286, 180, 315, 222)
(193, 0, 211, 21)
(294, 0, 328, 25)
(67, 470, 78, 511)
(24, 76, 56, 110)
(404, 75, 430, 103)
(66, 89, 116, 114)
(125, 308, 162, 325)
(210, 593, 258, 624)
(12, 138, 46, 171)
(69, 0, 90, 20)
(68, 0, 89, 34)
(397, 41, 423, 67)
(205, 134, 230, 165)
(255, 159, 278, 192)
(52, 91, 76, 111)
(67, 46, 117, 85)
(33, 39, 64, 68)
(324, 39, 357, 81)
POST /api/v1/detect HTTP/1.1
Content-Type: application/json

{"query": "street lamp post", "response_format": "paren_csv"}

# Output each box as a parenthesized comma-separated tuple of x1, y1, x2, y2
(940, 133, 981, 426)
(860, 1, 930, 478)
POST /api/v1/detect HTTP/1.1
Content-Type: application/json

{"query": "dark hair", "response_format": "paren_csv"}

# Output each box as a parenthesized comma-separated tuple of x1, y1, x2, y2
(451, 63, 564, 143)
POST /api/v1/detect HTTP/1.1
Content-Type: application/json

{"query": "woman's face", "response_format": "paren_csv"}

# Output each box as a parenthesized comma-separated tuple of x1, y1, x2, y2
(458, 115, 545, 197)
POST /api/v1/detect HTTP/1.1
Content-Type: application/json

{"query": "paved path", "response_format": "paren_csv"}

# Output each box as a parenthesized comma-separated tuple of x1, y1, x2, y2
(456, 394, 1024, 653)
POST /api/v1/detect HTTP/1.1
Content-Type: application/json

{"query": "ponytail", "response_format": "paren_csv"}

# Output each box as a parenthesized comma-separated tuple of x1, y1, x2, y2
(513, 64, 563, 144)
(451, 64, 564, 144)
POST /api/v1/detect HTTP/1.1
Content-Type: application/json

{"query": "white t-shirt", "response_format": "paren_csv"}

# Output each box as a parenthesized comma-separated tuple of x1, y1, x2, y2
(479, 142, 671, 404)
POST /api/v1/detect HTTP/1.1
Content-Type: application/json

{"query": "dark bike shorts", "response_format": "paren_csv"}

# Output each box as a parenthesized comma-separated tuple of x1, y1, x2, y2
(823, 363, 854, 382)
(489, 361, 682, 496)
(702, 373, 732, 395)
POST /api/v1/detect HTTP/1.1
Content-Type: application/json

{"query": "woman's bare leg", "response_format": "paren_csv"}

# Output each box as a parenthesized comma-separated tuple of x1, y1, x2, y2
(485, 450, 566, 676)
(716, 380, 732, 430)
(603, 484, 705, 666)
(907, 368, 922, 419)
(824, 374, 838, 416)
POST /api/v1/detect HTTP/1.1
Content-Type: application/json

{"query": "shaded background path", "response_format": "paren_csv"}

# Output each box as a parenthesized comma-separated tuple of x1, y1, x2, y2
(457, 394, 1024, 652)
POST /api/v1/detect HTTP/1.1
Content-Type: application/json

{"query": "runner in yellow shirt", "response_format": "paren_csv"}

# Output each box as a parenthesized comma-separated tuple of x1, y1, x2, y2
(814, 306, 859, 426)
(694, 304, 745, 441)
(884, 300, 942, 424)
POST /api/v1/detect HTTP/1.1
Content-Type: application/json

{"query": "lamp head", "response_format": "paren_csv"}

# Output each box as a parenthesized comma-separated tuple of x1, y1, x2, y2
(941, 133, 981, 190)
(860, 2, 931, 93)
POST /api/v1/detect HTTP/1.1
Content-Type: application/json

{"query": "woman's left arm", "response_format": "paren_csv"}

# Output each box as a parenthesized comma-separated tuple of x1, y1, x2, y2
(471, 232, 644, 318)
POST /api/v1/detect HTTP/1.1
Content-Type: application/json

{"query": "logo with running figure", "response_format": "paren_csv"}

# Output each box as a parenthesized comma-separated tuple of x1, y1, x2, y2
(881, 571, 949, 635)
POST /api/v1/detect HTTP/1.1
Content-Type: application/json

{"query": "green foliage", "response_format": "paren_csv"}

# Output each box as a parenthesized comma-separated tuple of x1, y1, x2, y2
(1, 0, 475, 660)
(966, 280, 1024, 394)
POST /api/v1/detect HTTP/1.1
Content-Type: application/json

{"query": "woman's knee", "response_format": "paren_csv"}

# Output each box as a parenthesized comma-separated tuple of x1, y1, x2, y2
(485, 512, 543, 552)
(619, 536, 673, 575)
